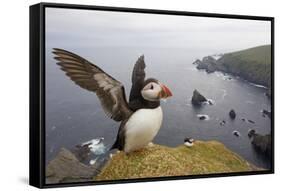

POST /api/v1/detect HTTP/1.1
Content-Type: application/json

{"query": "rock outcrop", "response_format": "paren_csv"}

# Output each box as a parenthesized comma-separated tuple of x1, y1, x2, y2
(193, 45, 271, 98)
(195, 56, 218, 73)
(198, 115, 207, 120)
(262, 109, 271, 119)
(46, 148, 100, 184)
(229, 109, 236, 119)
(248, 130, 271, 157)
(191, 89, 207, 105)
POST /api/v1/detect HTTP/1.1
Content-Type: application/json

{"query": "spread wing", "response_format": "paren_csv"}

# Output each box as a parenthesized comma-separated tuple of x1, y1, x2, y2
(53, 48, 133, 121)
(129, 55, 146, 111)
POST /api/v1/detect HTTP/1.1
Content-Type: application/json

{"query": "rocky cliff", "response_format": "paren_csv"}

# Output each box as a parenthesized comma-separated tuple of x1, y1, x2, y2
(193, 45, 271, 97)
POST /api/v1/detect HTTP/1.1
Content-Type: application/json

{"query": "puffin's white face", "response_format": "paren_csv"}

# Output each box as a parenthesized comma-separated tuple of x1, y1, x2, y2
(141, 81, 172, 102)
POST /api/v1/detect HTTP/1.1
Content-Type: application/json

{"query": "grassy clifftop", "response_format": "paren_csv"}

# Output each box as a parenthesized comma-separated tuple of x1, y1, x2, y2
(218, 45, 271, 86)
(223, 45, 271, 65)
(95, 141, 259, 181)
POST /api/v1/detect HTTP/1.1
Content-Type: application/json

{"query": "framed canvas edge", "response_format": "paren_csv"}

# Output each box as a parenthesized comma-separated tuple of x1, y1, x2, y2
(29, 2, 275, 189)
(29, 3, 44, 188)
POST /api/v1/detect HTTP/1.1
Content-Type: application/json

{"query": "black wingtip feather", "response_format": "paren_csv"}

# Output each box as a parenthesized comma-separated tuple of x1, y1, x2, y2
(52, 48, 81, 59)
(53, 48, 65, 52)
(52, 48, 64, 54)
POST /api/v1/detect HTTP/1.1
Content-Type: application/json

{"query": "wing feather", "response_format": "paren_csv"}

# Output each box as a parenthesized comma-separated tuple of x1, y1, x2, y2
(129, 55, 146, 111)
(53, 48, 132, 122)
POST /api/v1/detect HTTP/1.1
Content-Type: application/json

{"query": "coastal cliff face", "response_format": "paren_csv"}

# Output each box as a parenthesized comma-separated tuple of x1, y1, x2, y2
(217, 45, 271, 87)
(95, 141, 259, 181)
(193, 45, 271, 97)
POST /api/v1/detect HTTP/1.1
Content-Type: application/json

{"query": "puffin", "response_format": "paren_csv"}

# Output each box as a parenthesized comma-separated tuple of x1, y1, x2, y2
(184, 137, 194, 147)
(53, 48, 172, 153)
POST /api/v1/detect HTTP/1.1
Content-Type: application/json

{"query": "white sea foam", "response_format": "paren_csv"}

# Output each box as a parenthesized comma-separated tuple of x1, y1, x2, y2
(215, 72, 233, 81)
(249, 82, 268, 89)
(200, 99, 215, 106)
(82, 137, 107, 155)
(215, 72, 224, 78)
(196, 114, 210, 121)
(207, 99, 215, 105)
(89, 158, 97, 165)
(211, 54, 223, 60)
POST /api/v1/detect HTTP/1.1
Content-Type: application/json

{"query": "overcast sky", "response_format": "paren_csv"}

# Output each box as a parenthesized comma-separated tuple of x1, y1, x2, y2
(46, 7, 271, 53)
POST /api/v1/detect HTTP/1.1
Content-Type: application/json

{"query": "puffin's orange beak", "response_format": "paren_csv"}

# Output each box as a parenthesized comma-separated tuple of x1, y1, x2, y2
(159, 84, 173, 99)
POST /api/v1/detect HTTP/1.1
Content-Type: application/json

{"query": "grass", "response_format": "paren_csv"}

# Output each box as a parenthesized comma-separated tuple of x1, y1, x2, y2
(218, 45, 271, 86)
(226, 45, 271, 65)
(95, 141, 261, 181)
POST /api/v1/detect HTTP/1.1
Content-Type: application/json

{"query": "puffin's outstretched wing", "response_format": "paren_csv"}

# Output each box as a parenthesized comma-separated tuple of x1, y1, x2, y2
(129, 55, 146, 111)
(53, 48, 132, 122)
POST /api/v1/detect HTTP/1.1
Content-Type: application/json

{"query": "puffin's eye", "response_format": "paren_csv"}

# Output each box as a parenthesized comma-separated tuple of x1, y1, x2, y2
(150, 84, 154, 90)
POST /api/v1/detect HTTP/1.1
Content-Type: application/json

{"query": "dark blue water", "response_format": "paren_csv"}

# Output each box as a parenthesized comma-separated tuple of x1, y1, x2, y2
(45, 46, 271, 169)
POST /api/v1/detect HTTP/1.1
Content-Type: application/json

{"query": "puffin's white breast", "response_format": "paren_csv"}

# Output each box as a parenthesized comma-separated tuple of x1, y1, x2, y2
(124, 106, 163, 153)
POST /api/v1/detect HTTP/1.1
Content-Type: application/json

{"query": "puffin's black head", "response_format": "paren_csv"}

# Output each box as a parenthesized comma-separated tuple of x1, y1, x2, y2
(184, 137, 194, 143)
(141, 78, 172, 102)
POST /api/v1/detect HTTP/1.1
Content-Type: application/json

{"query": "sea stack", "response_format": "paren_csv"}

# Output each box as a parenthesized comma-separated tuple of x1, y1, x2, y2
(232, 131, 240, 137)
(191, 89, 207, 105)
(229, 109, 236, 119)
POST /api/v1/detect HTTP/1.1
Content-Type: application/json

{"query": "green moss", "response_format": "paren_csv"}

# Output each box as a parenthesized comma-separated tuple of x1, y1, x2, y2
(95, 141, 261, 181)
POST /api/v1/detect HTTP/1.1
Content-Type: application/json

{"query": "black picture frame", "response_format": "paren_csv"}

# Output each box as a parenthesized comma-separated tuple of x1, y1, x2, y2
(30, 2, 274, 188)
